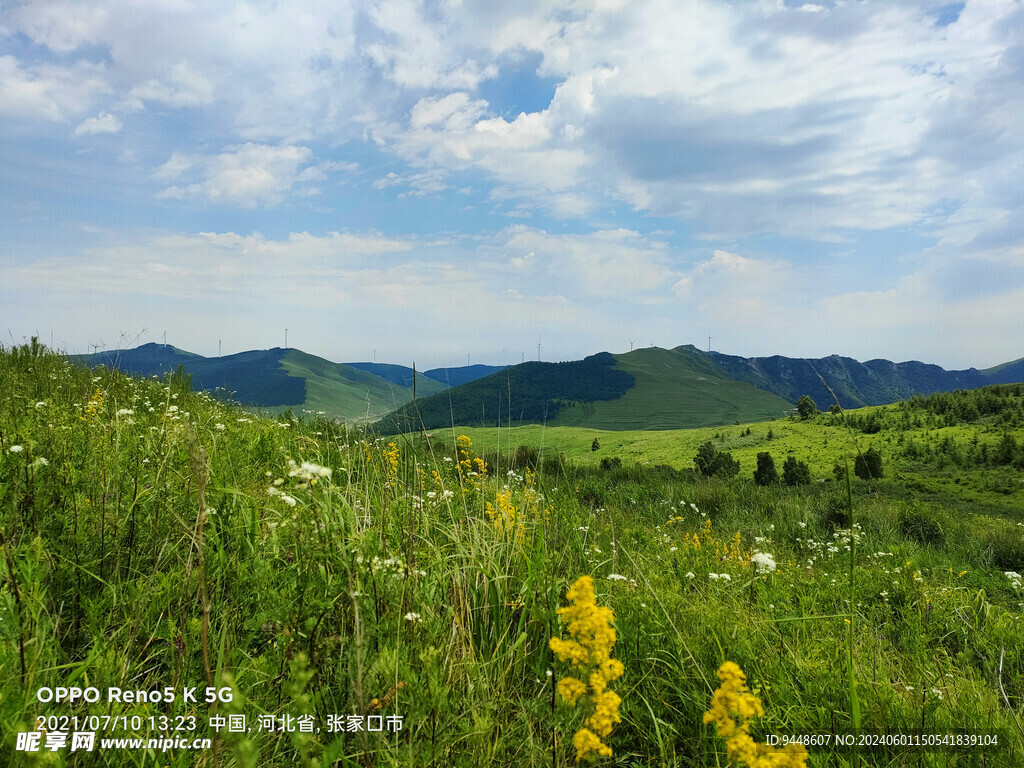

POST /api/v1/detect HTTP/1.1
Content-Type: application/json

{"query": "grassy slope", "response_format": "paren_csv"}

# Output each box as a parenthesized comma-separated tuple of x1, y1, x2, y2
(550, 347, 793, 429)
(459, 404, 1024, 517)
(280, 349, 441, 421)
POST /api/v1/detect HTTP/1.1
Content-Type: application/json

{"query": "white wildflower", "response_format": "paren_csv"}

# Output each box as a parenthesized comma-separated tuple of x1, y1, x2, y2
(607, 574, 628, 581)
(751, 552, 777, 573)
(267, 487, 297, 507)
(685, 572, 695, 579)
(404, 612, 422, 623)
(31, 457, 49, 469)
(9, 445, 24, 453)
(116, 408, 134, 416)
(287, 458, 332, 484)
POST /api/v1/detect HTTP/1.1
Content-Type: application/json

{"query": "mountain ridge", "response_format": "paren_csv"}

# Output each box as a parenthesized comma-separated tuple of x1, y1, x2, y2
(68, 342, 1024, 428)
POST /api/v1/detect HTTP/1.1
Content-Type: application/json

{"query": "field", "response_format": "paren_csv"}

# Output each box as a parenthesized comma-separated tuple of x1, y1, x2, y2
(2, 342, 1023, 766)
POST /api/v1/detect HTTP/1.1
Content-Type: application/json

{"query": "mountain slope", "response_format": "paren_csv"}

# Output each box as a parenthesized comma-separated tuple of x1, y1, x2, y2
(698, 346, 997, 409)
(379, 353, 634, 432)
(981, 356, 1024, 385)
(71, 344, 306, 407)
(424, 364, 507, 387)
(345, 362, 449, 393)
(380, 348, 792, 432)
(69, 343, 434, 420)
(550, 347, 793, 429)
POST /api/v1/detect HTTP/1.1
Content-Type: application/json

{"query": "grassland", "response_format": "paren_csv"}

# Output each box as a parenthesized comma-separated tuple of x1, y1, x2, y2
(2, 341, 1023, 767)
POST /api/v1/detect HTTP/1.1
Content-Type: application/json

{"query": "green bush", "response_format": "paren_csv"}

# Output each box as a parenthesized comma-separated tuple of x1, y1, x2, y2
(782, 456, 811, 486)
(753, 452, 779, 486)
(693, 441, 740, 479)
(855, 447, 884, 479)
(985, 526, 1024, 571)
(898, 505, 945, 547)
(599, 456, 622, 471)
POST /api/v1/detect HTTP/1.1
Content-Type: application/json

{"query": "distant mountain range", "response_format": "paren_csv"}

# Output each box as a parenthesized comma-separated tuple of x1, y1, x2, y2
(382, 345, 1024, 432)
(69, 342, 1024, 430)
(70, 344, 465, 421)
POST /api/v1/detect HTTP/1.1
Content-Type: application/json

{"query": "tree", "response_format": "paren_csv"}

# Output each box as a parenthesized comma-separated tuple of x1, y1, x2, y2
(854, 447, 883, 479)
(694, 441, 740, 479)
(796, 395, 818, 420)
(753, 452, 779, 486)
(592, 437, 600, 452)
(782, 456, 811, 485)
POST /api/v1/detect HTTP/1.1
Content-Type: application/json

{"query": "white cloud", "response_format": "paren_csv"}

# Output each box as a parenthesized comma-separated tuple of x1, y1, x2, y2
(155, 144, 322, 207)
(129, 61, 214, 108)
(74, 111, 122, 135)
(487, 224, 676, 297)
(10, 1, 108, 53)
(0, 55, 109, 122)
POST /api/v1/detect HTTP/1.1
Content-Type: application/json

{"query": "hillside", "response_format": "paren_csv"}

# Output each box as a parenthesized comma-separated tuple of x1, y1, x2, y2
(70, 343, 439, 421)
(71, 344, 306, 407)
(424, 363, 508, 386)
(550, 347, 793, 429)
(381, 347, 792, 432)
(698, 345, 1004, 409)
(379, 352, 635, 432)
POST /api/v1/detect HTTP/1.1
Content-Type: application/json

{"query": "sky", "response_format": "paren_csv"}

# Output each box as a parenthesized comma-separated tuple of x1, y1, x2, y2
(2, 0, 1023, 371)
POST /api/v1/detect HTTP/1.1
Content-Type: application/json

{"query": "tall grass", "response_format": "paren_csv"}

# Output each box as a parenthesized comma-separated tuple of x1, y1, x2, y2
(1, 341, 1022, 766)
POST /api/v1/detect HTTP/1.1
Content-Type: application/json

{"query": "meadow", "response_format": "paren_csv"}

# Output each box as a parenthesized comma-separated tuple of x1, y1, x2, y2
(2, 340, 1023, 767)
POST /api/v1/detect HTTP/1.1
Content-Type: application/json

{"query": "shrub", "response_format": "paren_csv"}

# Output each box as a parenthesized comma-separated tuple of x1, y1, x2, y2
(986, 527, 1024, 571)
(854, 447, 883, 479)
(599, 456, 622, 471)
(753, 452, 779, 486)
(591, 437, 600, 452)
(898, 505, 945, 547)
(511, 444, 540, 470)
(782, 456, 811, 486)
(796, 395, 818, 419)
(694, 441, 740, 479)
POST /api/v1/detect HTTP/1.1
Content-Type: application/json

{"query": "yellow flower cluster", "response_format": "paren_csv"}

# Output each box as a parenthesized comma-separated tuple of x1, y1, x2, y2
(383, 441, 400, 484)
(678, 521, 754, 566)
(83, 387, 103, 421)
(455, 435, 487, 488)
(550, 576, 624, 762)
(484, 489, 519, 537)
(703, 662, 808, 768)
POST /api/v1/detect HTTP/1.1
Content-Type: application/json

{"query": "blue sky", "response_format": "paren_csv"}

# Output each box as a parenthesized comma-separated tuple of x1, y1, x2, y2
(2, 0, 1022, 370)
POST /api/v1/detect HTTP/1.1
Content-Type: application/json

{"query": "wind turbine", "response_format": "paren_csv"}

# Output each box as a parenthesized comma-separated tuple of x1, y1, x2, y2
(629, 338, 637, 351)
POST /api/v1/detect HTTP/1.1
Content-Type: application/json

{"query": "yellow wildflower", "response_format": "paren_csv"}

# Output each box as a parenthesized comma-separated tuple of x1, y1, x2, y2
(557, 677, 588, 706)
(550, 576, 623, 762)
(704, 662, 807, 768)
(573, 728, 612, 761)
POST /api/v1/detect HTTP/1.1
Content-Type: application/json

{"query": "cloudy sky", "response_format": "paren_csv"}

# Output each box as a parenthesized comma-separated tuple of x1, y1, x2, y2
(2, 0, 1022, 370)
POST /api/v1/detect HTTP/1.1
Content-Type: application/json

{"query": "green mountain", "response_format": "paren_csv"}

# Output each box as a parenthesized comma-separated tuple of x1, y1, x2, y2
(550, 347, 793, 429)
(379, 353, 636, 433)
(980, 356, 1024, 384)
(380, 347, 793, 432)
(696, 346, 1010, 410)
(380, 344, 1024, 433)
(68, 343, 443, 421)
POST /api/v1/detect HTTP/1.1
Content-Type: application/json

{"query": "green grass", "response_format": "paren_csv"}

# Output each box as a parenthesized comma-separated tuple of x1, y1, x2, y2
(2, 341, 1023, 767)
